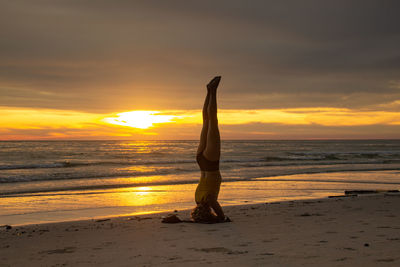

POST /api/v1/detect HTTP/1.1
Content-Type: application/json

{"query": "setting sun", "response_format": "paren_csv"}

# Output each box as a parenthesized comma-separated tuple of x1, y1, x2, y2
(104, 111, 177, 129)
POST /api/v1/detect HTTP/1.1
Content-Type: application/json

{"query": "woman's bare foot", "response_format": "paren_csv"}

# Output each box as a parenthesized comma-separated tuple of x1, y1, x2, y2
(207, 76, 221, 91)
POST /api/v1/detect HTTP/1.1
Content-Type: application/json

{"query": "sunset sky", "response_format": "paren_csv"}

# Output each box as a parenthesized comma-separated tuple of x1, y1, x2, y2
(1, 0, 400, 140)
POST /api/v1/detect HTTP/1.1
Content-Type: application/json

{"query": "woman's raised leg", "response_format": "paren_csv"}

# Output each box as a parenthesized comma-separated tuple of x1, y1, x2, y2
(197, 88, 210, 155)
(203, 77, 221, 161)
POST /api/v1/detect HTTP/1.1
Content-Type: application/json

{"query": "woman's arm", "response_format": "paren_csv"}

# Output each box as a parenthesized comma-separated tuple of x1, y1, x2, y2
(210, 200, 225, 220)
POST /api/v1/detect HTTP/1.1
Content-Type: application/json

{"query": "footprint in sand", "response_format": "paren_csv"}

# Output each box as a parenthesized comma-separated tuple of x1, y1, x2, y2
(334, 257, 349, 262)
(39, 247, 76, 254)
(168, 256, 182, 261)
(102, 241, 115, 246)
(237, 241, 252, 247)
(342, 247, 356, 251)
(376, 258, 395, 263)
(385, 214, 396, 218)
(262, 237, 279, 243)
(189, 247, 248, 255)
(258, 252, 274, 256)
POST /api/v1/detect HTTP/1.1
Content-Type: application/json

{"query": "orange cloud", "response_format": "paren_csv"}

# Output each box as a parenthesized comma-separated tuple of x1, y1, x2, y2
(1, 107, 400, 140)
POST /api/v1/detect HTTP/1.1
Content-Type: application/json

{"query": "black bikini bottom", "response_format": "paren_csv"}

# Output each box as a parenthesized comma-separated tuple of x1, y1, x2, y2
(196, 153, 219, 171)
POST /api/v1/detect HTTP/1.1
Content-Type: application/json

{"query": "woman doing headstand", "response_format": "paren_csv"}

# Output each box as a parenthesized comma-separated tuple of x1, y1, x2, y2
(191, 76, 227, 223)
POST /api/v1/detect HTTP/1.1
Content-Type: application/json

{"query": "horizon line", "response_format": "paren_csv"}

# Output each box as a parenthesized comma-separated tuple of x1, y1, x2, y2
(1, 138, 399, 142)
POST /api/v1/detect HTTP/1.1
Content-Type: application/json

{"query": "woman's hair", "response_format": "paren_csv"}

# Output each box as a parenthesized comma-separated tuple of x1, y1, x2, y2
(191, 203, 217, 223)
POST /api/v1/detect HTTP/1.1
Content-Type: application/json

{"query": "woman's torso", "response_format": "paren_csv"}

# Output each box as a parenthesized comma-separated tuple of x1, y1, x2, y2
(195, 170, 221, 204)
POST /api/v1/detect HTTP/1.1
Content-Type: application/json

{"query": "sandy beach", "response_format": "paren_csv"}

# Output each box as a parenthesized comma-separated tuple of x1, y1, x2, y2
(1, 192, 399, 266)
(2, 0, 400, 266)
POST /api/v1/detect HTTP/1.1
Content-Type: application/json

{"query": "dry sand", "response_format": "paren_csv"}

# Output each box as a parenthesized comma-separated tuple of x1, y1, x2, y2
(1, 193, 400, 266)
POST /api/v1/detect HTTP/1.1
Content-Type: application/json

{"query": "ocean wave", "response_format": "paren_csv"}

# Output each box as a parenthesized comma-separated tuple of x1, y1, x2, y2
(237, 159, 400, 168)
(0, 167, 199, 184)
(2, 157, 400, 184)
(286, 151, 400, 161)
(254, 177, 400, 185)
(0, 162, 68, 170)
(2, 150, 399, 172)
(0, 159, 196, 171)
(0, 178, 204, 197)
(2, 169, 400, 197)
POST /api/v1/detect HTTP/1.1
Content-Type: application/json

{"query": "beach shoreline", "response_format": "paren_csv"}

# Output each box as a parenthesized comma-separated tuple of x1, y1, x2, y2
(1, 193, 399, 266)
(2, 194, 338, 228)
(3, 170, 400, 227)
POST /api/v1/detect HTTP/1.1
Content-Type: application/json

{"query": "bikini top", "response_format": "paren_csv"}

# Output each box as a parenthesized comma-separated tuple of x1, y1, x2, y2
(196, 153, 220, 171)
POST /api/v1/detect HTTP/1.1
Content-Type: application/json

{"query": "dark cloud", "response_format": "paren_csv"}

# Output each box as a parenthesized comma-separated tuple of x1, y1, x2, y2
(1, 0, 400, 112)
(221, 122, 400, 139)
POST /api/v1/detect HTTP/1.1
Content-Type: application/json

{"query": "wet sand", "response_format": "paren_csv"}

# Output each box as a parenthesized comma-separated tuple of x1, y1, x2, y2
(1, 193, 400, 266)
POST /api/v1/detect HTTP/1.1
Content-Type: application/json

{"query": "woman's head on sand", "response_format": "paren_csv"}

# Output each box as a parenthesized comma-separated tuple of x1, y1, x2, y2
(191, 202, 216, 223)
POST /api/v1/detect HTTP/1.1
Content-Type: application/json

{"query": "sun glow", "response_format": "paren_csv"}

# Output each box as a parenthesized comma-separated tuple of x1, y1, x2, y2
(104, 111, 177, 129)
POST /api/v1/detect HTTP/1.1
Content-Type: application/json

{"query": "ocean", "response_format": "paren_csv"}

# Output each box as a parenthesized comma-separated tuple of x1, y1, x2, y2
(1, 140, 400, 225)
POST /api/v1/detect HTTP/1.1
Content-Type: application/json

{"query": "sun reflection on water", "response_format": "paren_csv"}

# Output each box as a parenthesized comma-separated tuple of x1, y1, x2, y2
(133, 186, 152, 196)
(114, 185, 194, 207)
